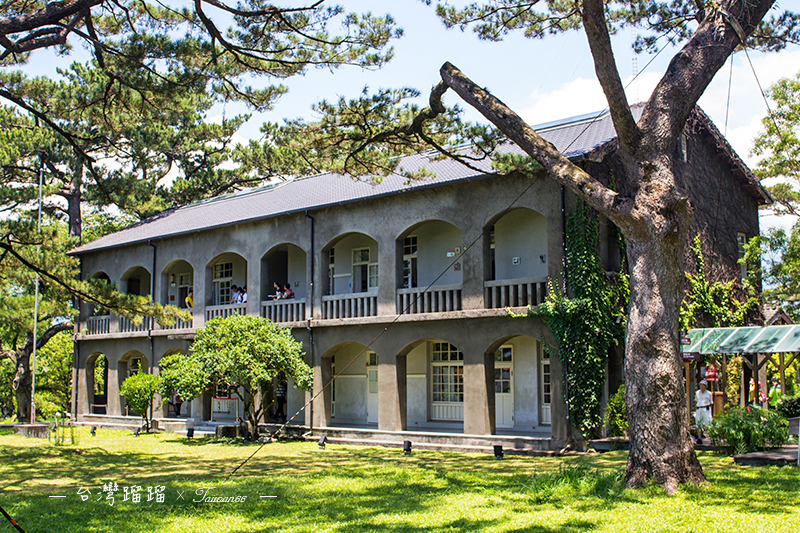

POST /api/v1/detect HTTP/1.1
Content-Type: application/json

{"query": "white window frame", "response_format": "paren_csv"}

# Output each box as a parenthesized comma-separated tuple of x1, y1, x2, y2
(213, 262, 233, 305)
(352, 247, 378, 292)
(431, 342, 464, 404)
(737, 232, 747, 282)
(403, 235, 418, 288)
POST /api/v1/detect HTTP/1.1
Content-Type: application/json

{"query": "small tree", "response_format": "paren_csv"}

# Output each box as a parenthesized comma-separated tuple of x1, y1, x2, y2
(119, 373, 162, 432)
(163, 315, 312, 439)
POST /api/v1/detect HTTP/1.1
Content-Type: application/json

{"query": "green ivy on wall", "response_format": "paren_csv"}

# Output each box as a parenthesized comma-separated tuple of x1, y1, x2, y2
(534, 202, 628, 438)
(680, 236, 759, 330)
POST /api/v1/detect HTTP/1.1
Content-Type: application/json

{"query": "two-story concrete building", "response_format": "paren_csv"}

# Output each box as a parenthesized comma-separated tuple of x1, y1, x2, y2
(70, 105, 769, 449)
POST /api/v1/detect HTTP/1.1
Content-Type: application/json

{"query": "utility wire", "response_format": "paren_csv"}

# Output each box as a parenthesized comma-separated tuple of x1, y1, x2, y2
(227, 32, 673, 480)
(226, 170, 542, 480)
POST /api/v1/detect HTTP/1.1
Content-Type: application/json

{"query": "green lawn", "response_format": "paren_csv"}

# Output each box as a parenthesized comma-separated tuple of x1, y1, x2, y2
(0, 427, 798, 533)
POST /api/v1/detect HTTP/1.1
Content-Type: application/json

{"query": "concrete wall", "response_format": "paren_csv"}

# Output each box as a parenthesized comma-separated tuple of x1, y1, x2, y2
(493, 208, 548, 281)
(414, 220, 463, 287)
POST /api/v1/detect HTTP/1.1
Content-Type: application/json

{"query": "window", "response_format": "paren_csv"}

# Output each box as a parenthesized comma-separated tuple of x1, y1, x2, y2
(431, 342, 464, 403)
(213, 262, 233, 305)
(679, 133, 688, 162)
(541, 355, 551, 406)
(490, 226, 496, 280)
(178, 273, 192, 309)
(367, 351, 378, 394)
(737, 232, 747, 281)
(494, 346, 512, 394)
(352, 247, 378, 292)
(403, 235, 418, 288)
(128, 357, 143, 378)
(328, 249, 335, 295)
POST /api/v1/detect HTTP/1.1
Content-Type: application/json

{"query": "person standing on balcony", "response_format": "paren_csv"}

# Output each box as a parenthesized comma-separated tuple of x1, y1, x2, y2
(283, 283, 295, 300)
(271, 281, 283, 300)
(185, 289, 193, 308)
(241, 285, 248, 303)
(230, 285, 241, 304)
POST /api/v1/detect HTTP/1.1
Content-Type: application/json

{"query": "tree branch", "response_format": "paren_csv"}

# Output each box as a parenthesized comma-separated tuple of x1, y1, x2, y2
(582, 0, 640, 153)
(437, 62, 630, 221)
(640, 0, 776, 148)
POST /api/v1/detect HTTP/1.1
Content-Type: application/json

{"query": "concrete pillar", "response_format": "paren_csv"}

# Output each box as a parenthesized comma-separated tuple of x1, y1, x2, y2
(377, 235, 397, 316)
(460, 230, 485, 310)
(107, 358, 121, 416)
(378, 354, 407, 431)
(313, 357, 332, 427)
(76, 352, 90, 417)
(462, 348, 495, 435)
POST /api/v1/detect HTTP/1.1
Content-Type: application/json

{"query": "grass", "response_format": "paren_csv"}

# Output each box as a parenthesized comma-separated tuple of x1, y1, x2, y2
(0, 427, 798, 532)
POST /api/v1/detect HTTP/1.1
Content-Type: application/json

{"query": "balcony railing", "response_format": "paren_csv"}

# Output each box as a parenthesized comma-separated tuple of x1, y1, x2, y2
(119, 316, 154, 333)
(161, 318, 193, 330)
(396, 284, 462, 315)
(205, 303, 248, 322)
(87, 315, 111, 335)
(261, 299, 305, 323)
(321, 292, 377, 319)
(484, 277, 548, 309)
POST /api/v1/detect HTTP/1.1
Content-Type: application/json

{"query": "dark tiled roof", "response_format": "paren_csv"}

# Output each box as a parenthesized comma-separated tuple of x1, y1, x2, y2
(69, 105, 749, 254)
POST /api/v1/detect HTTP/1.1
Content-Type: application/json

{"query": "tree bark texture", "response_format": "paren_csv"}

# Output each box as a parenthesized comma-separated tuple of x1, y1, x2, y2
(432, 0, 775, 490)
(12, 323, 74, 421)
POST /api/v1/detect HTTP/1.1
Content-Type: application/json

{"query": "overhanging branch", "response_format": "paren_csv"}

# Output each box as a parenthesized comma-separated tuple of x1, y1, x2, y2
(437, 62, 630, 221)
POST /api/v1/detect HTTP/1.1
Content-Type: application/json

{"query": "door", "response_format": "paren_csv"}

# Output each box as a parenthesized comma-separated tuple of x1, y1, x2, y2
(541, 354, 551, 425)
(494, 346, 514, 428)
(367, 352, 378, 423)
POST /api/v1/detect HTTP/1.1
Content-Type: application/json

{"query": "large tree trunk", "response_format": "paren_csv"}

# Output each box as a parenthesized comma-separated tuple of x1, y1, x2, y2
(12, 335, 33, 422)
(623, 197, 705, 492)
(12, 323, 74, 421)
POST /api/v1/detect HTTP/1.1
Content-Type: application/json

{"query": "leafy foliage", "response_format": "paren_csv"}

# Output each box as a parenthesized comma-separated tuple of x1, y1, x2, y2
(34, 330, 73, 415)
(680, 236, 759, 330)
(119, 372, 162, 431)
(751, 70, 800, 216)
(707, 406, 789, 455)
(743, 223, 800, 319)
(534, 202, 628, 438)
(605, 385, 628, 438)
(161, 315, 312, 438)
(776, 394, 800, 419)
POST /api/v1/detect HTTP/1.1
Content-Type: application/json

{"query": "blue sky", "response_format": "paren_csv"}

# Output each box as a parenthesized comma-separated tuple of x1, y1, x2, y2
(9, 1, 800, 229)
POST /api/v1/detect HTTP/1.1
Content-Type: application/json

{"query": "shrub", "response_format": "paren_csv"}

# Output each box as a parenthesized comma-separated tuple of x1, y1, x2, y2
(707, 406, 789, 455)
(776, 394, 800, 419)
(605, 385, 628, 437)
(120, 372, 162, 431)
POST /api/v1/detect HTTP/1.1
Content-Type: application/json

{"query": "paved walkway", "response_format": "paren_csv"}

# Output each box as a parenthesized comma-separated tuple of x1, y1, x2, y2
(734, 446, 799, 466)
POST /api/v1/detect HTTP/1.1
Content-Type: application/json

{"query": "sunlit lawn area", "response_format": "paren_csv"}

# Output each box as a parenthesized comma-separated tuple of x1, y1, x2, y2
(0, 427, 798, 533)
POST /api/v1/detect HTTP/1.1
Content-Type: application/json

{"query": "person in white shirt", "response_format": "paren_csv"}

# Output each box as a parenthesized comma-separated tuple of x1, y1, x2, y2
(694, 380, 713, 444)
(241, 285, 248, 303)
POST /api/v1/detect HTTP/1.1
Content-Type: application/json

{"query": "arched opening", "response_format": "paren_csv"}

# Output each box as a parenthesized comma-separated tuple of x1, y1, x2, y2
(161, 260, 194, 309)
(121, 266, 152, 297)
(205, 252, 248, 319)
(118, 350, 149, 416)
(321, 342, 379, 425)
(260, 243, 307, 322)
(87, 272, 111, 318)
(396, 221, 463, 314)
(399, 338, 464, 427)
(86, 353, 108, 414)
(484, 208, 548, 308)
(483, 335, 550, 432)
(320, 233, 379, 319)
(159, 349, 191, 418)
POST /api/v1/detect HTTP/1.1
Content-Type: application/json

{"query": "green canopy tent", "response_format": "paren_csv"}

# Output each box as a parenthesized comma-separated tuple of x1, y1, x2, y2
(686, 325, 800, 407)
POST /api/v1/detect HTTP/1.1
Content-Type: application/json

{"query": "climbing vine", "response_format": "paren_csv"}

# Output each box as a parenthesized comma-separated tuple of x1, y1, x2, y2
(680, 236, 759, 330)
(533, 202, 628, 439)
